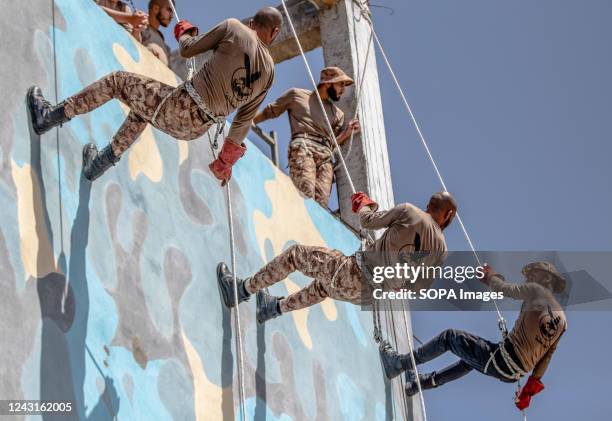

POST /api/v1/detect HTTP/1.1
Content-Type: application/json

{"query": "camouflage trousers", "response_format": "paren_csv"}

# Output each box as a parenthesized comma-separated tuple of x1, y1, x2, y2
(244, 245, 365, 313)
(288, 139, 334, 208)
(63, 71, 213, 156)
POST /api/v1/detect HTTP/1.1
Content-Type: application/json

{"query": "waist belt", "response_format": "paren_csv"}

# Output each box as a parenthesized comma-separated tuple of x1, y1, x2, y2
(291, 133, 332, 148)
(183, 81, 224, 125)
(151, 81, 224, 127)
(484, 340, 528, 381)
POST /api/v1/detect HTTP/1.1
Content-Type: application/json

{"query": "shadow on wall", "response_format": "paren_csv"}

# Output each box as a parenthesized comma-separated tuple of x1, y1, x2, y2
(28, 105, 119, 419)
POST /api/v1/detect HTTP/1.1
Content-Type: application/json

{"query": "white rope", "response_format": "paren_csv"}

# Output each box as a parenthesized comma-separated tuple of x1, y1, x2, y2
(205, 126, 247, 421)
(383, 300, 408, 421)
(368, 25, 509, 335)
(167, 0, 196, 79)
(401, 301, 427, 420)
(51, 0, 69, 315)
(166, 5, 245, 417)
(362, 10, 528, 420)
(280, 0, 357, 194)
(281, 2, 428, 419)
(280, 2, 421, 418)
(225, 182, 247, 421)
(341, 29, 374, 161)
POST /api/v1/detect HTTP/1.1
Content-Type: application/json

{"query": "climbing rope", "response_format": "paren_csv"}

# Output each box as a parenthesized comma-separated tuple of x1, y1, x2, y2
(400, 301, 428, 419)
(385, 300, 412, 421)
(167, 1, 196, 80)
(50, 0, 69, 315)
(354, 3, 529, 418)
(280, 0, 357, 195)
(365, 20, 509, 337)
(224, 177, 248, 421)
(205, 123, 247, 421)
(280, 2, 428, 418)
(340, 29, 374, 161)
(168, 0, 246, 415)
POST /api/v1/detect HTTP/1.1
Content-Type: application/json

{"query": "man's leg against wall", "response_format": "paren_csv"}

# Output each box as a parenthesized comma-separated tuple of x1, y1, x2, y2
(279, 252, 362, 313)
(314, 159, 334, 208)
(77, 72, 174, 180)
(110, 111, 148, 156)
(82, 109, 148, 180)
(288, 144, 316, 200)
(406, 361, 474, 396)
(64, 71, 174, 121)
(278, 279, 328, 313)
(245, 244, 339, 296)
(28, 71, 181, 140)
(413, 329, 495, 371)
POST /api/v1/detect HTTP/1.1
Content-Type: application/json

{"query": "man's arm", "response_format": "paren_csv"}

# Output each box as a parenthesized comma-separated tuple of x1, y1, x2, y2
(532, 335, 562, 379)
(515, 333, 563, 411)
(337, 118, 360, 145)
(98, 5, 148, 28)
(179, 19, 230, 59)
(359, 204, 412, 230)
(253, 89, 294, 125)
(227, 79, 273, 145)
(488, 274, 538, 300)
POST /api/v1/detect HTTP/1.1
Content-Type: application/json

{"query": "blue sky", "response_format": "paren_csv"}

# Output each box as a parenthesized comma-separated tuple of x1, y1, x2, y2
(132, 0, 612, 419)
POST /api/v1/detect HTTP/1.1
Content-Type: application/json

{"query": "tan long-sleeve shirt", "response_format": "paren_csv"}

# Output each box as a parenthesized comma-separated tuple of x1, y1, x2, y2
(359, 204, 447, 288)
(261, 88, 344, 146)
(179, 18, 275, 143)
(490, 275, 567, 377)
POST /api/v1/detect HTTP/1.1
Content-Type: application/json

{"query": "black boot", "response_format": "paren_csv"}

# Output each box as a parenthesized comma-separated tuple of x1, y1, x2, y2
(27, 86, 71, 135)
(405, 372, 437, 397)
(83, 143, 120, 181)
(379, 340, 414, 379)
(256, 290, 283, 324)
(216, 262, 251, 308)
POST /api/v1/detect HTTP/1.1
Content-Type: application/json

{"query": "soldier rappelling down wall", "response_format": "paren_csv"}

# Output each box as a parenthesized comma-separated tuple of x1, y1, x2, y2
(380, 262, 567, 410)
(252, 67, 360, 208)
(26, 7, 282, 184)
(216, 191, 456, 323)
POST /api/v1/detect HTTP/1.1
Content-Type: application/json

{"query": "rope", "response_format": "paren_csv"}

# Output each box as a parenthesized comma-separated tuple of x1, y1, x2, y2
(225, 181, 248, 421)
(286, 0, 416, 414)
(280, 0, 357, 195)
(340, 28, 374, 161)
(205, 124, 247, 421)
(366, 21, 510, 337)
(518, 378, 528, 421)
(386, 298, 426, 421)
(400, 301, 427, 419)
(165, 10, 245, 418)
(358, 5, 528, 419)
(51, 0, 69, 315)
(167, 0, 196, 80)
(384, 300, 410, 421)
(280, 2, 427, 417)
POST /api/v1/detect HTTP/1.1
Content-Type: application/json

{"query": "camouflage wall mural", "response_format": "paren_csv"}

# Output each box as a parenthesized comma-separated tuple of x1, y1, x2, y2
(0, 1, 397, 419)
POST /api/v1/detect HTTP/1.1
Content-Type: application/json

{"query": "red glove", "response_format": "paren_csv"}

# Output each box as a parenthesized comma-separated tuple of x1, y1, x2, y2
(209, 140, 246, 185)
(351, 192, 379, 213)
(174, 20, 198, 41)
(515, 376, 545, 410)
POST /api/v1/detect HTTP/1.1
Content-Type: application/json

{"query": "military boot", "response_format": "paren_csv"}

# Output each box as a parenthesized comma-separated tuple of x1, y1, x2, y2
(217, 262, 251, 308)
(379, 340, 414, 379)
(83, 143, 120, 181)
(27, 86, 71, 135)
(256, 290, 283, 324)
(405, 372, 437, 397)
